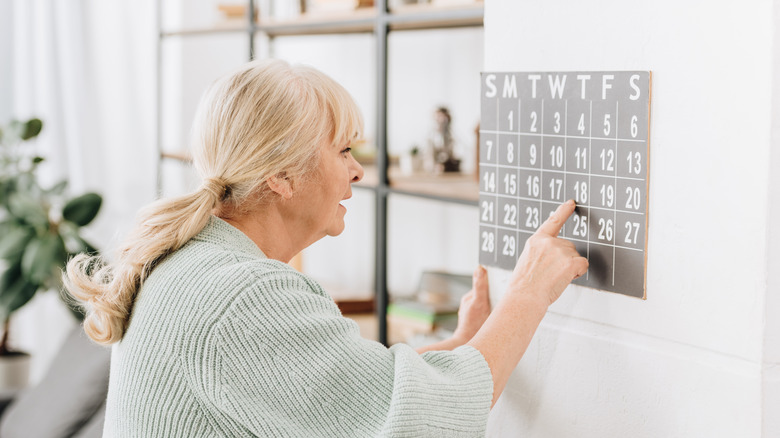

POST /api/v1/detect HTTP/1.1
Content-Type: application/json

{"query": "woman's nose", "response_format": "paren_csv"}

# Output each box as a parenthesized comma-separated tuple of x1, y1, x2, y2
(351, 156, 364, 183)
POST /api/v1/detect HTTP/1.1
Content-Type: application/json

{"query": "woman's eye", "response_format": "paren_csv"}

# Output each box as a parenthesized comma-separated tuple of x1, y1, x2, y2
(341, 147, 352, 155)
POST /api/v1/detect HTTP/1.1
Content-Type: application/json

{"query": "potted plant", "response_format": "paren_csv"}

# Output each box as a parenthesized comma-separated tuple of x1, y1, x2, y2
(0, 118, 102, 391)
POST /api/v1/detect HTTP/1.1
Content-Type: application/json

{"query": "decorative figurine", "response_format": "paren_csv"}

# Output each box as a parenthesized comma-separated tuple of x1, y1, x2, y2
(427, 106, 460, 173)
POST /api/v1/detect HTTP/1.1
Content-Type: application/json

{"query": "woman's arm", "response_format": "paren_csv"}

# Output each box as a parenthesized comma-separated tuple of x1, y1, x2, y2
(467, 200, 588, 407)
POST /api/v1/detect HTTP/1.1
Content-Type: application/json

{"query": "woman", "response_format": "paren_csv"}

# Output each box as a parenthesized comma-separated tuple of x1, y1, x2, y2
(65, 59, 587, 437)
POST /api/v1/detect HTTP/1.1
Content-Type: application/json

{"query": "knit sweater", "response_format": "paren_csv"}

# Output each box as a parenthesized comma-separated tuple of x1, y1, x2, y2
(102, 216, 494, 437)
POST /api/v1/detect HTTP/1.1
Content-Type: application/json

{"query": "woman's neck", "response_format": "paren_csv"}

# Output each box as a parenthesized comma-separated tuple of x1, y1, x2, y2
(219, 206, 306, 264)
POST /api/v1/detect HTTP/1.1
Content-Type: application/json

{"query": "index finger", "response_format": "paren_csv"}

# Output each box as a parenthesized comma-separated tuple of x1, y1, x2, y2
(536, 199, 576, 237)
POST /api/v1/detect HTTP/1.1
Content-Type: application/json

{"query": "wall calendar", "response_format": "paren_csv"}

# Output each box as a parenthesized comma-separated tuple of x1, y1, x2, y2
(479, 71, 651, 298)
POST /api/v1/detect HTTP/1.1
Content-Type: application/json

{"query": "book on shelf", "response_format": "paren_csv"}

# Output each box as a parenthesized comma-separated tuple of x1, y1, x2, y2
(387, 299, 457, 327)
(387, 270, 471, 344)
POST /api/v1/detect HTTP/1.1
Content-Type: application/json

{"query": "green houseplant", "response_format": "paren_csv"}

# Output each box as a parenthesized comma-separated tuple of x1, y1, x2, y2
(0, 118, 101, 387)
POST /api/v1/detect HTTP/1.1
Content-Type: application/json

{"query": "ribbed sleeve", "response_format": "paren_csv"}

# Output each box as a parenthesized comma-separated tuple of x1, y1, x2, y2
(102, 217, 493, 437)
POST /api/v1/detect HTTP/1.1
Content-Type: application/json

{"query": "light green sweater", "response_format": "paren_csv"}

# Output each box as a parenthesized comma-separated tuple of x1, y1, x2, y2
(103, 217, 493, 437)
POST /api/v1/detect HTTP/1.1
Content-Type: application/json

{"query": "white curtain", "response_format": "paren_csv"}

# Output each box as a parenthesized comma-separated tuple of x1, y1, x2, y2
(10, 0, 157, 383)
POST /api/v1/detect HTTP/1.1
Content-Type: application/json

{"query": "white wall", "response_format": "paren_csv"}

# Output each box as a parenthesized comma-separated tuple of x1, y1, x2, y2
(0, 0, 12, 122)
(483, 1, 777, 436)
(763, 4, 780, 435)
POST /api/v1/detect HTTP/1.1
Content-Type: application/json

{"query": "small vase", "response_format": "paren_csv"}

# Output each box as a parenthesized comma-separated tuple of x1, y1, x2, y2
(0, 352, 31, 392)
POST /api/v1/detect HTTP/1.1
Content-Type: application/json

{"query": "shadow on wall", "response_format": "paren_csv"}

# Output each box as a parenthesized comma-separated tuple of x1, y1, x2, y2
(485, 315, 680, 437)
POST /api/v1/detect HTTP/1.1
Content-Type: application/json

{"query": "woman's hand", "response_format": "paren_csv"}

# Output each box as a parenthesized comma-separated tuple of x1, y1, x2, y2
(509, 199, 589, 306)
(452, 266, 492, 344)
(415, 266, 491, 353)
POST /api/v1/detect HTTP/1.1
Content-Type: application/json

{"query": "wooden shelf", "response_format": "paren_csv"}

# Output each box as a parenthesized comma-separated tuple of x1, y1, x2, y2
(257, 8, 376, 36)
(357, 165, 478, 204)
(389, 166, 478, 203)
(161, 22, 249, 37)
(160, 150, 192, 162)
(159, 4, 483, 38)
(388, 3, 483, 30)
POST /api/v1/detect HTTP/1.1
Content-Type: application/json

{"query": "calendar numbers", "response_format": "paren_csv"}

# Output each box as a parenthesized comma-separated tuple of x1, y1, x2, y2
(624, 221, 640, 245)
(617, 142, 647, 179)
(503, 203, 517, 226)
(499, 198, 518, 227)
(600, 148, 614, 172)
(526, 173, 540, 198)
(591, 141, 616, 176)
(481, 200, 494, 223)
(481, 230, 495, 252)
(591, 209, 615, 244)
(525, 206, 540, 229)
(482, 169, 496, 193)
(547, 144, 564, 169)
(543, 174, 565, 202)
(573, 181, 588, 204)
(502, 234, 516, 256)
(627, 151, 641, 174)
(599, 182, 614, 208)
(575, 148, 587, 169)
(566, 138, 589, 173)
(499, 167, 517, 196)
(519, 136, 541, 168)
(617, 211, 644, 250)
(504, 173, 517, 195)
(480, 71, 650, 298)
(617, 179, 646, 213)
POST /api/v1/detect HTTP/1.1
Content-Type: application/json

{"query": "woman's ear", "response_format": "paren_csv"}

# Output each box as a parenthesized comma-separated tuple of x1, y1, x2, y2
(266, 172, 293, 200)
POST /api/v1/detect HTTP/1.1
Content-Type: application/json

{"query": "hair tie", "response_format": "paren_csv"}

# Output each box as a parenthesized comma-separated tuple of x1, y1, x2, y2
(200, 177, 229, 202)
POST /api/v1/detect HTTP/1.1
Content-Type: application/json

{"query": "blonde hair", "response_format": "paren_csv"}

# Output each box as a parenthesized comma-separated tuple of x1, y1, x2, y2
(64, 59, 364, 345)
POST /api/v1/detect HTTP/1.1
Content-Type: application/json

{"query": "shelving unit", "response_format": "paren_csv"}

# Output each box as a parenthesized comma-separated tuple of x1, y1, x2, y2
(156, 0, 483, 345)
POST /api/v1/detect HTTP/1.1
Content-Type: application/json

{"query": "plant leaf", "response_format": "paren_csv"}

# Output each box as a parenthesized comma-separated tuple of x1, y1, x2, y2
(0, 261, 23, 293)
(20, 119, 43, 141)
(46, 180, 68, 196)
(0, 277, 38, 320)
(7, 193, 48, 228)
(20, 233, 67, 285)
(0, 261, 38, 320)
(0, 226, 33, 260)
(62, 193, 102, 226)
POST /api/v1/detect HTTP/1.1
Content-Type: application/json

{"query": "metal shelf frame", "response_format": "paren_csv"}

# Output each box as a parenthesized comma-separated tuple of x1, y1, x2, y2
(156, 0, 483, 345)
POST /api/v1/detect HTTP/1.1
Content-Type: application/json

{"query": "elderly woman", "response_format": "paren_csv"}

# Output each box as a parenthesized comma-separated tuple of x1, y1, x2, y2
(65, 59, 587, 437)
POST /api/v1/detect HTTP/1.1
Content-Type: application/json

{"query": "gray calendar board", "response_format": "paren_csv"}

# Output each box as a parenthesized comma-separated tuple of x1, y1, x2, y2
(478, 71, 651, 299)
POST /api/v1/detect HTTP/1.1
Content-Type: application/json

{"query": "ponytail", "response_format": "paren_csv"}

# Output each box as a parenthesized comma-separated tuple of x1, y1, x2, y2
(64, 181, 224, 345)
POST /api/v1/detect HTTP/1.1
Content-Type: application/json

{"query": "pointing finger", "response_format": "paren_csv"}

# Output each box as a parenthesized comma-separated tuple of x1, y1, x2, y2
(536, 199, 576, 237)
